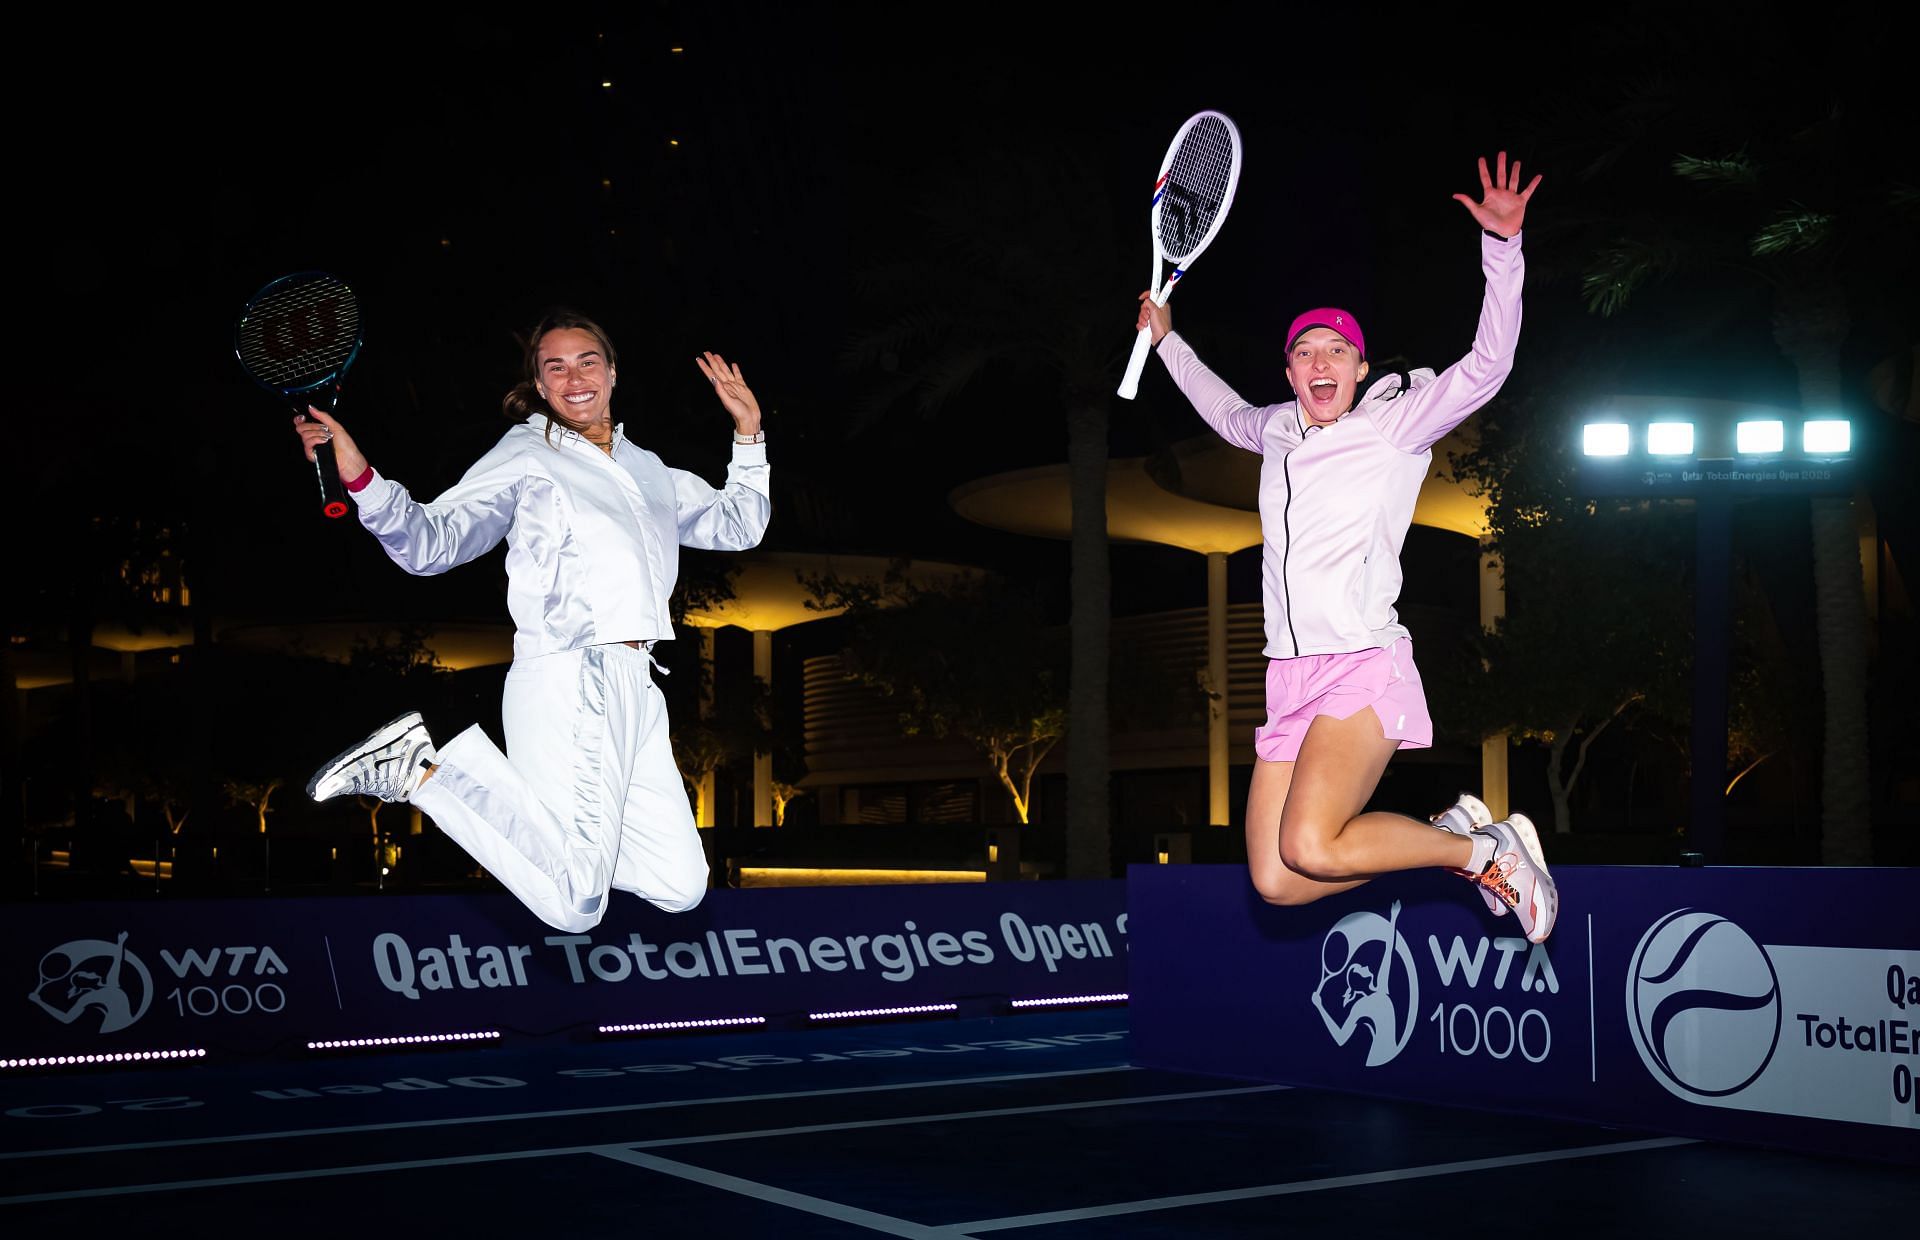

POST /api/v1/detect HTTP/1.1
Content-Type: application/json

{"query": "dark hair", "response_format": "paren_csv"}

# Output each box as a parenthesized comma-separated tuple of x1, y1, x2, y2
(503, 309, 620, 443)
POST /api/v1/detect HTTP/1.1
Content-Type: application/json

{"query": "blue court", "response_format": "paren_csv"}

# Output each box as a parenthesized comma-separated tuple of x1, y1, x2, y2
(4, 1007, 1912, 1237)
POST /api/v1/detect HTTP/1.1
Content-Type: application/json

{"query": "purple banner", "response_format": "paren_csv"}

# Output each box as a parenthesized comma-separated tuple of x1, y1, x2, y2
(1130, 865, 1919, 1164)
(5, 882, 1125, 1059)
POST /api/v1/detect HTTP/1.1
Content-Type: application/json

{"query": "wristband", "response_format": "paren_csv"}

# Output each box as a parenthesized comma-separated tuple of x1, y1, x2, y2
(733, 431, 766, 445)
(345, 465, 375, 493)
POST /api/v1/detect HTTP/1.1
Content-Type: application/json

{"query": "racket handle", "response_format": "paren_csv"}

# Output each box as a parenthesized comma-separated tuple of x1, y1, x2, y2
(1116, 324, 1156, 401)
(312, 439, 350, 519)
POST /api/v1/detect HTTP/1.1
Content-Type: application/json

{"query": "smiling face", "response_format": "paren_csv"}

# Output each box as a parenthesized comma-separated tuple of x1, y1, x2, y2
(1284, 328, 1369, 425)
(534, 327, 617, 426)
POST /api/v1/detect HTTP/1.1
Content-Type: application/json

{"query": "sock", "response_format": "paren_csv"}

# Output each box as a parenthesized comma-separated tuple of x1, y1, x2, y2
(1466, 830, 1497, 874)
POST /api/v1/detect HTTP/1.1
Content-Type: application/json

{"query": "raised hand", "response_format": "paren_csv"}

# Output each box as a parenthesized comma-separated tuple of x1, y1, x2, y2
(1452, 151, 1541, 239)
(694, 351, 762, 435)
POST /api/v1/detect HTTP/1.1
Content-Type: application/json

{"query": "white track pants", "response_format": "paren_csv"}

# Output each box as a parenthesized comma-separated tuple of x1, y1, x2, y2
(411, 642, 708, 932)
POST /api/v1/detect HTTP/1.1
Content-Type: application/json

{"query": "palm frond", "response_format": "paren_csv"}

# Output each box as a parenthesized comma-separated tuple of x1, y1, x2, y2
(1749, 209, 1835, 257)
(1582, 236, 1684, 316)
(1671, 150, 1757, 188)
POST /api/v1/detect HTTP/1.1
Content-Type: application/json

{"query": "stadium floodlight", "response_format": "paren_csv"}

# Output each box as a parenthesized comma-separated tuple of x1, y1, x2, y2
(1646, 422, 1695, 456)
(1582, 422, 1630, 457)
(1736, 420, 1785, 455)
(1803, 419, 1851, 455)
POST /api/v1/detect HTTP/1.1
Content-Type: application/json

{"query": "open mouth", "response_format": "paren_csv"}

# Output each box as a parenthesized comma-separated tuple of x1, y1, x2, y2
(1308, 379, 1339, 403)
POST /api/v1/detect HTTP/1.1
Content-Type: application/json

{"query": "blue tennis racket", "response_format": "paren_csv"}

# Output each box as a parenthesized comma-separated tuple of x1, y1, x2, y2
(235, 272, 363, 519)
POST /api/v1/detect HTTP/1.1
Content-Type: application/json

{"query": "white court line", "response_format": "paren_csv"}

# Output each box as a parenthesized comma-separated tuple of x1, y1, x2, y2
(596, 1149, 949, 1239)
(0, 1065, 1136, 1162)
(0, 1081, 1283, 1205)
(934, 1137, 1701, 1234)
(1588, 913, 1597, 1083)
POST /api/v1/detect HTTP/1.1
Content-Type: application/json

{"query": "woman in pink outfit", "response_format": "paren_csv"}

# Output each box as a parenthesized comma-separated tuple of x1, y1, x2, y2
(1135, 153, 1558, 942)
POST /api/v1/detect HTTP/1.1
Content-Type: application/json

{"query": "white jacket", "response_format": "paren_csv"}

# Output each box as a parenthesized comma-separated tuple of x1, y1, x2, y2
(1158, 232, 1523, 659)
(351, 416, 770, 660)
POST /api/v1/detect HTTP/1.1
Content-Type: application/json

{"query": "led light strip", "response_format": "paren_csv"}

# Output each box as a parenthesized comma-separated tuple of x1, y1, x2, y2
(306, 1031, 500, 1051)
(600, 1016, 767, 1034)
(3, 1049, 206, 1070)
(807, 1003, 958, 1022)
(1009, 992, 1130, 1009)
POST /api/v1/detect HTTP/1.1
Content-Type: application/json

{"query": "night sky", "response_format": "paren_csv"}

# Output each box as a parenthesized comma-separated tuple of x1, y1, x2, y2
(32, 4, 1912, 631)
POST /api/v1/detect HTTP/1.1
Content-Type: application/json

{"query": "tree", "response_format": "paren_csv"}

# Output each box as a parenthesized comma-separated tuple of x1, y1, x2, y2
(809, 572, 1066, 827)
(1555, 45, 1914, 861)
(1434, 395, 1694, 833)
(842, 152, 1122, 874)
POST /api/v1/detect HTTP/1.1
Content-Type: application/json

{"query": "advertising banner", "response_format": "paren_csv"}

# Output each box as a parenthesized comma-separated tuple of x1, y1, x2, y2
(1129, 865, 1918, 1163)
(4, 882, 1126, 1059)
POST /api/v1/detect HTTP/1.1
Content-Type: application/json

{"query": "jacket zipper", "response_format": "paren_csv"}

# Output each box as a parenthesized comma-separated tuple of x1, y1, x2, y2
(1280, 447, 1299, 656)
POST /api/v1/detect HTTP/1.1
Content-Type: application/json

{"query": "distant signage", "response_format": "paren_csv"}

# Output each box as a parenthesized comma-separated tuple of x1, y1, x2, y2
(1578, 458, 1853, 496)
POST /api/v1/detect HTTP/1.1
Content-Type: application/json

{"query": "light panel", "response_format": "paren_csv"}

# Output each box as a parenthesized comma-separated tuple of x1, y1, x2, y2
(1803, 419, 1850, 454)
(1582, 423, 1630, 457)
(600, 1016, 766, 1034)
(307, 1031, 500, 1051)
(1009, 993, 1130, 1009)
(808, 1003, 958, 1022)
(1736, 420, 1785, 454)
(1646, 422, 1695, 456)
(3, 1048, 206, 1070)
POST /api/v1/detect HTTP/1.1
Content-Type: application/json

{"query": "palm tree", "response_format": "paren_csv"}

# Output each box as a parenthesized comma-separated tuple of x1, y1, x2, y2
(843, 152, 1126, 876)
(1557, 54, 1913, 863)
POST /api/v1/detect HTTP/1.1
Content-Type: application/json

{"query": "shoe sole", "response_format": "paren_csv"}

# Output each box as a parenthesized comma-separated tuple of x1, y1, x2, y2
(1504, 814, 1557, 943)
(307, 711, 423, 801)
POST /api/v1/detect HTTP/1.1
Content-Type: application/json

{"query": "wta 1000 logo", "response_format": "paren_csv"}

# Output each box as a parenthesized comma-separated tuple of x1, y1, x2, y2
(1313, 900, 1559, 1070)
(1626, 909, 1783, 1100)
(28, 932, 291, 1036)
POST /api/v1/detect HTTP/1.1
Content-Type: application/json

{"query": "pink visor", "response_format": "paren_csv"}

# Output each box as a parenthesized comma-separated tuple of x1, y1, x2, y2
(1287, 308, 1366, 359)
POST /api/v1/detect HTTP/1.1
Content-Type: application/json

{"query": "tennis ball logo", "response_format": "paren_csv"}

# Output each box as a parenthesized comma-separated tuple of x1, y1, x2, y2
(1626, 910, 1781, 1099)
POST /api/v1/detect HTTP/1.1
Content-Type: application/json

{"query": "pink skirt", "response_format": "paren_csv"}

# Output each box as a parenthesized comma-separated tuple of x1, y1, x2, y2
(1253, 638, 1434, 764)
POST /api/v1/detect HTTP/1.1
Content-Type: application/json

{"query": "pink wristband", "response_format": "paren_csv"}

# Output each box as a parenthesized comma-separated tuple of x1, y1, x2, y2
(345, 466, 375, 493)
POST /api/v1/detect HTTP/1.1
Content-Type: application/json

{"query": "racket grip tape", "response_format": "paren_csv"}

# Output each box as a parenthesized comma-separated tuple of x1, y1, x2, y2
(313, 439, 351, 519)
(1116, 324, 1156, 401)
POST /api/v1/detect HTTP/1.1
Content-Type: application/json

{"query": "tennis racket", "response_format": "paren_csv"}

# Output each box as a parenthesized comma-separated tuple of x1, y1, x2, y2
(234, 272, 363, 519)
(1116, 110, 1243, 401)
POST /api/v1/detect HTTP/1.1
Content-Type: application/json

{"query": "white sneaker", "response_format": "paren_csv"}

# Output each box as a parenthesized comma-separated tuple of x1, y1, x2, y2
(1433, 793, 1505, 916)
(1470, 816, 1558, 943)
(307, 712, 437, 804)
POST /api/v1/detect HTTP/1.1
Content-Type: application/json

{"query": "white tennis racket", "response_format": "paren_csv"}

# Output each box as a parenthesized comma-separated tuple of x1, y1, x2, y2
(1116, 110, 1244, 400)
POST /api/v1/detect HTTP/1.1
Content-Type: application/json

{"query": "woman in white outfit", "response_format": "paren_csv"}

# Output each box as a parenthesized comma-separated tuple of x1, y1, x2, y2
(295, 311, 771, 932)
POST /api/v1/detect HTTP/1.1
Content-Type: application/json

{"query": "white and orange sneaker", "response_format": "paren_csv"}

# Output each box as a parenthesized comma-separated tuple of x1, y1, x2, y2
(1433, 793, 1505, 916)
(1470, 816, 1558, 943)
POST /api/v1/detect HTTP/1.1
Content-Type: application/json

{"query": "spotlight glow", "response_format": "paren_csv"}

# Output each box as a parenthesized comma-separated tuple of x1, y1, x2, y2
(1803, 419, 1851, 455)
(1736, 420, 1785, 454)
(1582, 423, 1630, 457)
(600, 1016, 767, 1034)
(807, 1003, 958, 1022)
(1009, 993, 1130, 1009)
(1646, 422, 1695, 456)
(2, 1048, 206, 1070)
(306, 1031, 500, 1051)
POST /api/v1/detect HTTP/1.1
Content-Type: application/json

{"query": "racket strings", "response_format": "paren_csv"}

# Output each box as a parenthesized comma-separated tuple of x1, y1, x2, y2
(237, 278, 360, 388)
(1155, 115, 1237, 260)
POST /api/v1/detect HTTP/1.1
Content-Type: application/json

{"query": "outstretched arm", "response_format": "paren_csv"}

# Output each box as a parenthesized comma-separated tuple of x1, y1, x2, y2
(1374, 153, 1539, 454)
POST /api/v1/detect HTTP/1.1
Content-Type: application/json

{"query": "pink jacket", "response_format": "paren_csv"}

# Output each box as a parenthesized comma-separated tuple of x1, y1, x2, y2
(1156, 232, 1524, 659)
